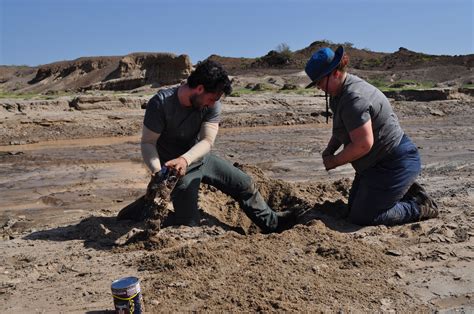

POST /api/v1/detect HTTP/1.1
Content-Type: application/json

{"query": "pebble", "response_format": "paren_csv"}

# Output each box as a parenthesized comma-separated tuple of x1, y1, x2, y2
(439, 254, 448, 260)
(386, 249, 402, 256)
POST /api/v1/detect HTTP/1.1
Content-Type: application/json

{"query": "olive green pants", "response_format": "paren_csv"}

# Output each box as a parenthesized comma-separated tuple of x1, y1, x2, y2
(170, 154, 278, 232)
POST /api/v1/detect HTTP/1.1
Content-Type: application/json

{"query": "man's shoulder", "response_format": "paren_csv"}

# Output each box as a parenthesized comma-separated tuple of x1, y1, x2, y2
(149, 86, 179, 107)
(344, 75, 368, 92)
(341, 75, 375, 103)
(211, 100, 223, 112)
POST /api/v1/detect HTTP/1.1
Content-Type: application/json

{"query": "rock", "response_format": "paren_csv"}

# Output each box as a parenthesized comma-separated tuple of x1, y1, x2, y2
(386, 249, 402, 256)
(281, 83, 297, 90)
(118, 97, 148, 109)
(379, 298, 393, 311)
(443, 228, 456, 238)
(252, 83, 266, 91)
(150, 299, 160, 305)
(107, 53, 191, 87)
(71, 100, 124, 111)
(9, 140, 26, 145)
(114, 228, 144, 246)
(458, 87, 474, 96)
(383, 89, 453, 101)
(429, 109, 445, 116)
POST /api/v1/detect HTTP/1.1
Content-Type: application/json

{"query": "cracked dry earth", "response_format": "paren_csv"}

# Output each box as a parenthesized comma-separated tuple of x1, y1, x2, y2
(0, 92, 473, 312)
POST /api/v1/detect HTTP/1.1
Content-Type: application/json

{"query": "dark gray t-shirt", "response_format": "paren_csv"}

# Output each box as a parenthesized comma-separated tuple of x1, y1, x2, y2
(143, 86, 222, 163)
(330, 74, 404, 173)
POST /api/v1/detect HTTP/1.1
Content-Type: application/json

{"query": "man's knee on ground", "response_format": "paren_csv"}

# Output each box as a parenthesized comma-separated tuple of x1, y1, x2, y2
(348, 207, 375, 226)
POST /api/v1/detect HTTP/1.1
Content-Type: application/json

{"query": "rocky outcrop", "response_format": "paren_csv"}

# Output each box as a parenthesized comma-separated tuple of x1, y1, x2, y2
(28, 57, 120, 85)
(103, 53, 192, 86)
(81, 77, 146, 91)
(383, 88, 454, 101)
(22, 53, 192, 92)
(69, 95, 148, 110)
(458, 87, 474, 97)
(0, 99, 70, 112)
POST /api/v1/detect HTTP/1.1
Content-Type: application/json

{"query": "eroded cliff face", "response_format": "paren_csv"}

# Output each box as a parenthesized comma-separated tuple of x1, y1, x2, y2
(1, 53, 192, 93)
(107, 53, 191, 84)
(87, 53, 192, 91)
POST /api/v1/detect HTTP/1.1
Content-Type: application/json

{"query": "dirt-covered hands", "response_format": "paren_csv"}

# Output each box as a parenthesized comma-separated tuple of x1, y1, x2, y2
(322, 154, 339, 171)
(165, 157, 188, 177)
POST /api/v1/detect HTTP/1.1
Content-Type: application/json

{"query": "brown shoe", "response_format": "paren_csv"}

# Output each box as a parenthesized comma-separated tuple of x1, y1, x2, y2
(414, 192, 439, 220)
(403, 181, 426, 200)
(275, 210, 298, 232)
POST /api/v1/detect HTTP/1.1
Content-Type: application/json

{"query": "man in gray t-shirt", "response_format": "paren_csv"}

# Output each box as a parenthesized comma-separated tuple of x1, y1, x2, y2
(143, 86, 222, 164)
(304, 46, 438, 226)
(330, 74, 404, 173)
(119, 60, 295, 232)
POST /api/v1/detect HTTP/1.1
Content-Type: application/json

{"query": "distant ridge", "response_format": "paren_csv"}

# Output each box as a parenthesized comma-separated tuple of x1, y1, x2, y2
(1, 40, 472, 93)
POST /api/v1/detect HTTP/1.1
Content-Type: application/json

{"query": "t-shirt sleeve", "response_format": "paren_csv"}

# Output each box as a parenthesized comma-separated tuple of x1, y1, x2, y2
(341, 94, 371, 132)
(204, 101, 222, 123)
(143, 94, 166, 134)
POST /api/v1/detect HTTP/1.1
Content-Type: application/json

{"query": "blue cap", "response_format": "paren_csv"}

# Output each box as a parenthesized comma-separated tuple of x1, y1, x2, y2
(305, 46, 344, 88)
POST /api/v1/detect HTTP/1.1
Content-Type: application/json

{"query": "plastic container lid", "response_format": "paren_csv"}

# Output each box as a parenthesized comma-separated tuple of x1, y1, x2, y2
(111, 276, 139, 290)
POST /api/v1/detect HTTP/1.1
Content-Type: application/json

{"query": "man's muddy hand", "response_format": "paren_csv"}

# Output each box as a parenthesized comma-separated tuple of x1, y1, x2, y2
(165, 157, 188, 177)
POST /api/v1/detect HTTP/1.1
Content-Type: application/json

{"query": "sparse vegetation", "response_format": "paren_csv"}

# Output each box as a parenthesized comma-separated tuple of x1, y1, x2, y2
(368, 79, 436, 91)
(0, 90, 42, 100)
(362, 58, 383, 67)
(228, 86, 317, 97)
(276, 43, 291, 55)
(343, 42, 354, 48)
(229, 88, 260, 97)
(277, 88, 315, 95)
(0, 89, 74, 100)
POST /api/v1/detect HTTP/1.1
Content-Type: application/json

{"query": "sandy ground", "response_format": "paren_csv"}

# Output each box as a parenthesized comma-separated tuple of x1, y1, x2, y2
(0, 92, 473, 312)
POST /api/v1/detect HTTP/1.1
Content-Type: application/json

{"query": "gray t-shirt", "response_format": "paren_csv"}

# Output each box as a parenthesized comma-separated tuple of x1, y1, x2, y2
(143, 86, 222, 163)
(330, 74, 404, 173)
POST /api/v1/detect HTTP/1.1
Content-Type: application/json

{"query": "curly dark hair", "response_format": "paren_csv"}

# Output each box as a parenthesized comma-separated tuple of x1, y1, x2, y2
(187, 60, 232, 96)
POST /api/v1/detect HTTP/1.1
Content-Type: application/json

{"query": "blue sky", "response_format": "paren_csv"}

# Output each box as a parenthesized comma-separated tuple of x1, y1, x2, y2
(1, 0, 473, 66)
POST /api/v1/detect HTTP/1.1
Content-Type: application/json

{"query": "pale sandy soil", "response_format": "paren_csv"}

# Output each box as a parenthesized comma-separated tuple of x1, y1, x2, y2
(0, 92, 473, 312)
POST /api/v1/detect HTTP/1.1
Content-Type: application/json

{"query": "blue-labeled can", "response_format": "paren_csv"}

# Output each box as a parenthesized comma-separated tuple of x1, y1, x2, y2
(111, 276, 143, 314)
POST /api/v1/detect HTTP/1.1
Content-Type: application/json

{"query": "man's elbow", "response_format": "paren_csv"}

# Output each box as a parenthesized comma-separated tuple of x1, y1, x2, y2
(202, 137, 215, 148)
(359, 139, 373, 155)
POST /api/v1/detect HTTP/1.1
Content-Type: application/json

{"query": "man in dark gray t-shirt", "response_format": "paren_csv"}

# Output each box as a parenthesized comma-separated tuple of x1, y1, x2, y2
(144, 86, 222, 164)
(305, 46, 438, 226)
(119, 60, 295, 232)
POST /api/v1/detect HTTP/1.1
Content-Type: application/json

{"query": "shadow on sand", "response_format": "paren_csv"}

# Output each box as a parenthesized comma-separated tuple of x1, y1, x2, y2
(24, 208, 247, 251)
(294, 199, 363, 233)
(24, 198, 361, 251)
